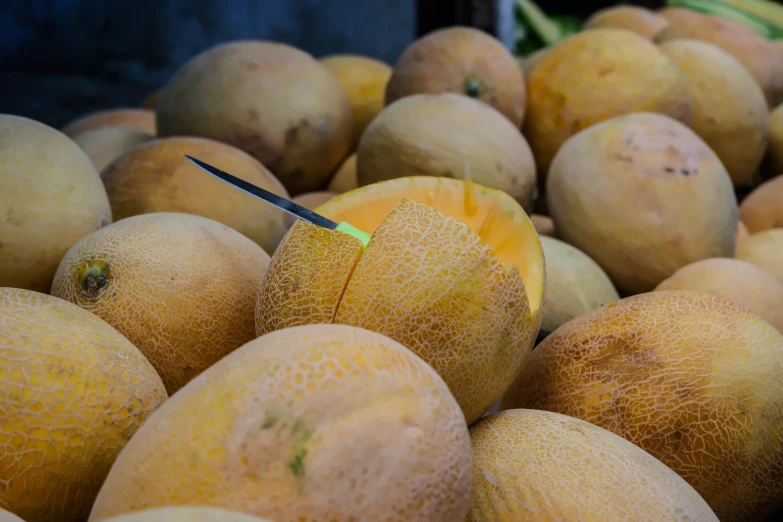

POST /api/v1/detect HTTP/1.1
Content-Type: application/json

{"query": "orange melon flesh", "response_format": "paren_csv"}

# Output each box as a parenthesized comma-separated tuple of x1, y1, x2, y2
(315, 176, 544, 313)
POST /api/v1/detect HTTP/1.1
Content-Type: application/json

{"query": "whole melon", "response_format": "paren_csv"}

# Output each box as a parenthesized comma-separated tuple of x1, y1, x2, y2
(385, 26, 526, 126)
(584, 5, 671, 39)
(156, 40, 353, 195)
(655, 257, 783, 331)
(735, 229, 783, 283)
(61, 109, 156, 138)
(100, 137, 290, 254)
(89, 324, 472, 522)
(468, 409, 717, 521)
(524, 28, 691, 176)
(0, 509, 24, 522)
(739, 175, 783, 233)
(320, 54, 392, 151)
(0, 114, 112, 292)
(737, 220, 750, 242)
(540, 236, 620, 332)
(0, 288, 167, 522)
(656, 8, 783, 106)
(502, 291, 783, 522)
(256, 176, 545, 424)
(765, 104, 783, 179)
(520, 48, 549, 76)
(327, 153, 358, 194)
(99, 507, 272, 522)
(659, 39, 769, 187)
(357, 93, 537, 211)
(547, 112, 737, 295)
(71, 126, 153, 172)
(51, 213, 270, 394)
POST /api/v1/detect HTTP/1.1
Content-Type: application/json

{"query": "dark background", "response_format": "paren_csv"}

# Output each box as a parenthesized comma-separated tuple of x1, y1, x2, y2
(0, 0, 662, 128)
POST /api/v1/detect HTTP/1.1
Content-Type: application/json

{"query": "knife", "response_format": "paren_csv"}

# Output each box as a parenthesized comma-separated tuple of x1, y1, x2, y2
(185, 155, 372, 248)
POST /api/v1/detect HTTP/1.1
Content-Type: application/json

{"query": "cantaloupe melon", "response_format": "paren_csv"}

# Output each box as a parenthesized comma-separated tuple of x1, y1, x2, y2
(156, 41, 353, 195)
(547, 112, 737, 295)
(655, 257, 783, 331)
(98, 507, 272, 522)
(51, 213, 270, 394)
(501, 291, 783, 522)
(256, 176, 544, 424)
(320, 54, 392, 151)
(0, 288, 167, 522)
(0, 509, 24, 522)
(524, 28, 691, 176)
(89, 324, 472, 522)
(327, 153, 358, 194)
(735, 229, 783, 283)
(468, 409, 718, 521)
(659, 39, 769, 187)
(72, 126, 153, 172)
(584, 5, 670, 39)
(61, 109, 156, 138)
(739, 175, 783, 233)
(764, 104, 783, 179)
(357, 93, 538, 211)
(539, 236, 619, 332)
(385, 27, 526, 127)
(0, 114, 112, 292)
(656, 8, 783, 106)
(99, 137, 290, 254)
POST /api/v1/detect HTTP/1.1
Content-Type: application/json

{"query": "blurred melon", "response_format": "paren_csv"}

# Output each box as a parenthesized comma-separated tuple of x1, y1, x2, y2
(257, 176, 544, 424)
(765, 104, 783, 178)
(502, 291, 783, 522)
(89, 324, 472, 522)
(156, 41, 353, 195)
(140, 87, 164, 110)
(320, 54, 392, 151)
(468, 409, 717, 522)
(328, 153, 358, 193)
(357, 93, 537, 211)
(100, 507, 272, 522)
(0, 288, 167, 522)
(385, 26, 526, 126)
(51, 213, 270, 394)
(539, 236, 620, 332)
(659, 39, 769, 187)
(547, 112, 737, 295)
(524, 28, 691, 176)
(0, 509, 24, 522)
(739, 175, 783, 233)
(520, 48, 549, 76)
(61, 109, 156, 138)
(71, 126, 153, 172)
(656, 8, 783, 106)
(0, 114, 112, 292)
(530, 214, 556, 237)
(100, 136, 290, 254)
(737, 220, 750, 242)
(735, 229, 783, 283)
(584, 5, 671, 39)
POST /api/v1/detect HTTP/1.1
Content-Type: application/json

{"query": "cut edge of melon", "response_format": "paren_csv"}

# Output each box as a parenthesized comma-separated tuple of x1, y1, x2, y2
(316, 176, 545, 314)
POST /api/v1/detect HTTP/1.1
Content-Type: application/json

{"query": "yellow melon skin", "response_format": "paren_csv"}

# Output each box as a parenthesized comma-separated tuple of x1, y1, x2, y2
(0, 288, 167, 522)
(385, 26, 526, 127)
(50, 213, 270, 394)
(584, 5, 670, 39)
(659, 39, 769, 187)
(468, 409, 718, 522)
(524, 28, 691, 176)
(257, 177, 545, 425)
(327, 153, 358, 194)
(72, 126, 153, 172)
(61, 109, 156, 138)
(547, 112, 737, 295)
(739, 175, 783, 233)
(0, 509, 24, 522)
(98, 507, 272, 522)
(320, 54, 392, 151)
(156, 41, 353, 195)
(88, 324, 472, 522)
(357, 93, 538, 211)
(539, 236, 619, 333)
(0, 114, 112, 293)
(735, 229, 783, 284)
(100, 137, 290, 255)
(501, 291, 783, 522)
(657, 8, 783, 107)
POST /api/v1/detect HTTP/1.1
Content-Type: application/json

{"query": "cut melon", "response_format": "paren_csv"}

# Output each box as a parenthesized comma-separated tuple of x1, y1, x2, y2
(256, 176, 544, 424)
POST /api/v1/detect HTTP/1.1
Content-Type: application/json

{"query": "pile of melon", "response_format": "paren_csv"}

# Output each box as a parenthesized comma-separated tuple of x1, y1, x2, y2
(3, 3, 783, 522)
